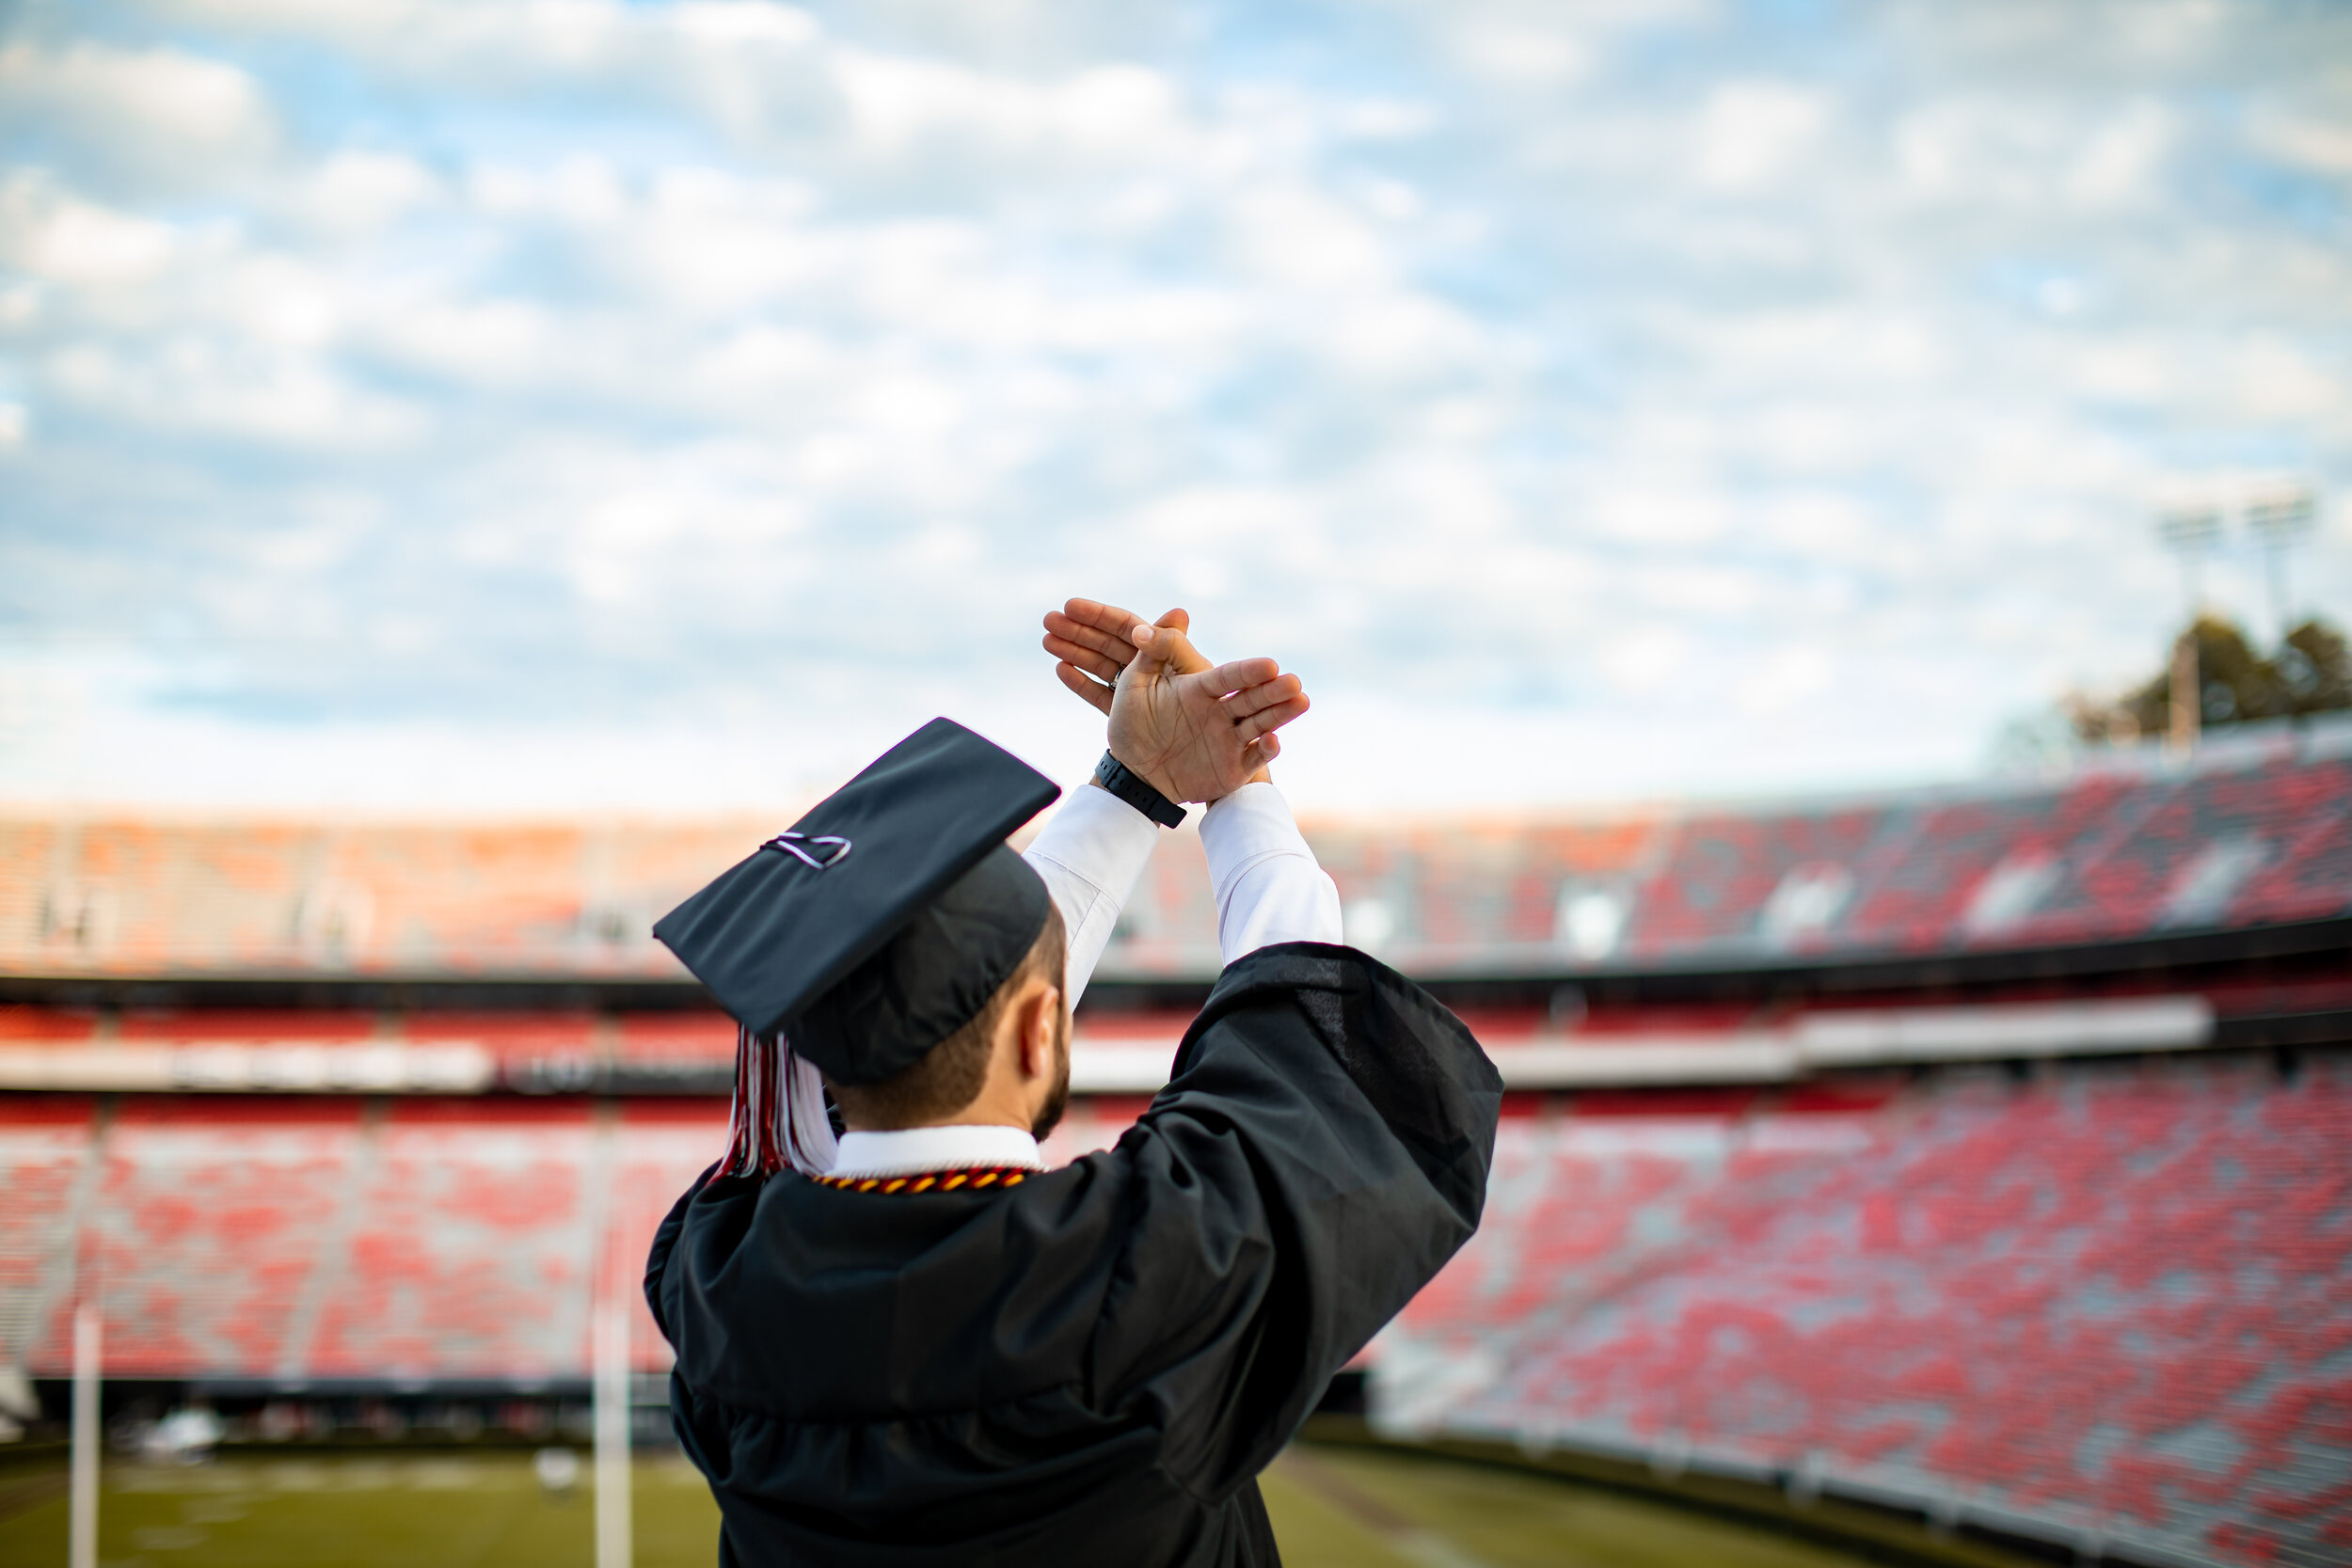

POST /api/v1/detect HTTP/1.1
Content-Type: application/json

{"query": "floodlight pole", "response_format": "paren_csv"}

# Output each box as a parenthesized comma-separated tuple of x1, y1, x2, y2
(2156, 508, 2222, 759)
(2248, 488, 2317, 641)
(2169, 635, 2200, 757)
(2156, 506, 2222, 616)
(69, 1304, 99, 1568)
(594, 1298, 632, 1568)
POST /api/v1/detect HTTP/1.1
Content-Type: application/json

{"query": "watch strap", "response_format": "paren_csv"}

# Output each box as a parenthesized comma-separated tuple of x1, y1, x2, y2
(1094, 751, 1186, 829)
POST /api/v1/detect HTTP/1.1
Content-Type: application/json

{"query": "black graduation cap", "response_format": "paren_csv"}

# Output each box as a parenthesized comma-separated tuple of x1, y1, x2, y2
(653, 719, 1062, 1085)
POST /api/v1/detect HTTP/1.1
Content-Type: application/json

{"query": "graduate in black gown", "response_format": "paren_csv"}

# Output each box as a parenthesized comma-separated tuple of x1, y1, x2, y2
(645, 603, 1502, 1566)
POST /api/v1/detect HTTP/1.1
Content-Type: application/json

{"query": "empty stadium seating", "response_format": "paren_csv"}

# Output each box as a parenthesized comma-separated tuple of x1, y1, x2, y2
(1390, 1055, 2352, 1568)
(308, 1102, 598, 1381)
(0, 1097, 96, 1371)
(5, 1046, 2348, 1566)
(1612, 750, 2352, 962)
(1624, 804, 1890, 957)
(86, 1101, 364, 1377)
(0, 1100, 702, 1381)
(6, 731, 2349, 1568)
(1833, 775, 2140, 951)
(2012, 754, 2352, 948)
(8, 726, 2346, 982)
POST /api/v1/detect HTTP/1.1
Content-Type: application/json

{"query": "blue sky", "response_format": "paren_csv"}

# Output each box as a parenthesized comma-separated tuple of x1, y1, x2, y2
(1, 0, 2347, 814)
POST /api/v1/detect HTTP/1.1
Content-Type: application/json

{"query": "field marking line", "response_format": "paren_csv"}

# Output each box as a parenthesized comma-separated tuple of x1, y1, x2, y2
(1397, 1531, 1499, 1568)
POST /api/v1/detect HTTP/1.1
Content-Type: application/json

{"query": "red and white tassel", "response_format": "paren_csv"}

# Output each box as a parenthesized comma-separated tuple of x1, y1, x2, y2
(717, 1025, 839, 1180)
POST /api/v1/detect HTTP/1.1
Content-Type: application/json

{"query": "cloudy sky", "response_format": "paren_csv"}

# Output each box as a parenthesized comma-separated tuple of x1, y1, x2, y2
(2, 0, 2347, 816)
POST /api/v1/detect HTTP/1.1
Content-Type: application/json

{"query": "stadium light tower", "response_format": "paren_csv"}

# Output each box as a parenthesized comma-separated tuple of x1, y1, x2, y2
(2247, 487, 2318, 641)
(2156, 506, 2223, 757)
(2156, 505, 2223, 611)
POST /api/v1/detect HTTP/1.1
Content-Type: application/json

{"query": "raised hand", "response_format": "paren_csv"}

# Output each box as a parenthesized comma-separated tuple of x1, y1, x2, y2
(1042, 598, 1208, 713)
(1105, 621, 1308, 805)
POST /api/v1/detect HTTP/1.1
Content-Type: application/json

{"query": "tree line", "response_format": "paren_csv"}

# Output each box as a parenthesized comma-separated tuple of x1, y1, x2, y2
(2067, 615, 2352, 743)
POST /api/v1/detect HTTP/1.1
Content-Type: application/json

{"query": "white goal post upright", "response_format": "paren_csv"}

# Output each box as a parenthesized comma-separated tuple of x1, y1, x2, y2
(594, 1298, 632, 1568)
(70, 1303, 100, 1568)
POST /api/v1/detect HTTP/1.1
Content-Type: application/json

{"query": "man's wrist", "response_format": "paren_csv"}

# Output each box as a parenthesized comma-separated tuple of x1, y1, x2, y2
(1094, 751, 1186, 828)
(1197, 771, 1274, 814)
(1104, 721, 1182, 804)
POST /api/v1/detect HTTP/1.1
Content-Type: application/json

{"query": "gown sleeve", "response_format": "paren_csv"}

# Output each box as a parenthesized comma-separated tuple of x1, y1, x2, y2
(643, 1161, 719, 1344)
(1084, 941, 1502, 1503)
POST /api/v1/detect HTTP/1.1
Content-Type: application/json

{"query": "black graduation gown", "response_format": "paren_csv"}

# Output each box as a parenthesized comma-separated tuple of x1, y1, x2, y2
(645, 942, 1502, 1567)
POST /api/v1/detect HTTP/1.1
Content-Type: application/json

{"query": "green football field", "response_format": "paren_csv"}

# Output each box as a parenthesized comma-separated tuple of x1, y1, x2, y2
(0, 1446, 1894, 1567)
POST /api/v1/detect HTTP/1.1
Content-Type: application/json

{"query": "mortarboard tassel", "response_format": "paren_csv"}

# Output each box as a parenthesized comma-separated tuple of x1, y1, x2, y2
(717, 1024, 838, 1180)
(717, 1023, 759, 1179)
(778, 1038, 840, 1176)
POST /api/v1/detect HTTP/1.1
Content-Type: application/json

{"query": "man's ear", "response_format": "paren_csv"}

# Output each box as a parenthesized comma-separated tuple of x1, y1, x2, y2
(1021, 982, 1062, 1079)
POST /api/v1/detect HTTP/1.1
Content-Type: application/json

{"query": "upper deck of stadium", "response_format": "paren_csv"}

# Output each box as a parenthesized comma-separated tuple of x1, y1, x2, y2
(6, 719, 2349, 989)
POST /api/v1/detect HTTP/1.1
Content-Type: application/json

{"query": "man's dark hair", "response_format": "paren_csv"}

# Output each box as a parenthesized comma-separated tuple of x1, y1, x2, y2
(828, 903, 1067, 1130)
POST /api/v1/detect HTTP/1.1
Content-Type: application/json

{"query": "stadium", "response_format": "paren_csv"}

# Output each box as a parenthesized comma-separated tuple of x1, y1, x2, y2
(3, 718, 2346, 1567)
(7, 1, 2352, 1561)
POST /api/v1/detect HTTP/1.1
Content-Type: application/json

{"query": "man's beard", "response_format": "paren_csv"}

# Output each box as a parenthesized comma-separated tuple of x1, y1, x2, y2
(1029, 1008, 1073, 1142)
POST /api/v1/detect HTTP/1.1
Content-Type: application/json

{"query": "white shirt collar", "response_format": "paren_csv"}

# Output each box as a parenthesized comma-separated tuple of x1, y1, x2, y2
(828, 1124, 1044, 1180)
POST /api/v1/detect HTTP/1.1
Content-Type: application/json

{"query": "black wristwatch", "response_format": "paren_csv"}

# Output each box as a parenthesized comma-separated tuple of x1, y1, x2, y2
(1094, 751, 1186, 828)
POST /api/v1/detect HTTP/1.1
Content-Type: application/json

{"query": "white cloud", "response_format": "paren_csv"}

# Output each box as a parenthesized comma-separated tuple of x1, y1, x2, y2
(672, 0, 820, 47)
(0, 174, 183, 285)
(2066, 99, 2174, 207)
(0, 41, 277, 186)
(372, 296, 558, 385)
(2, 0, 2347, 812)
(1694, 84, 1830, 192)
(1445, 20, 1592, 87)
(293, 151, 444, 236)
(1437, 0, 1709, 88)
(833, 55, 1190, 163)
(45, 338, 423, 446)
(2249, 109, 2352, 177)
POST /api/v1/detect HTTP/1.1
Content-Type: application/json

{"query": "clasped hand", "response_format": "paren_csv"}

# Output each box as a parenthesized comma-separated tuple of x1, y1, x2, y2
(1041, 599, 1310, 805)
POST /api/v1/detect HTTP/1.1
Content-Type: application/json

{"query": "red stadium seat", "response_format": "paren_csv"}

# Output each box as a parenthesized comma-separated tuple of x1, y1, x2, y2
(1391, 1055, 2352, 1567)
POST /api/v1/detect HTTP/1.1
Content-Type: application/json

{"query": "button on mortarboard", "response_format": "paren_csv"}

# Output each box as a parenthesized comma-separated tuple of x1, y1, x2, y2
(653, 719, 1061, 1080)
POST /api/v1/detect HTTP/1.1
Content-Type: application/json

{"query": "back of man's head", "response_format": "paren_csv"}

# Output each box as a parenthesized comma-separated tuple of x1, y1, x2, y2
(824, 901, 1066, 1130)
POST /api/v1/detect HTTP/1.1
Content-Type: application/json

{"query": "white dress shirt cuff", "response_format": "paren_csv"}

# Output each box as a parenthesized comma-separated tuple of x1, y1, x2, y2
(1200, 782, 1343, 967)
(1023, 783, 1161, 1006)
